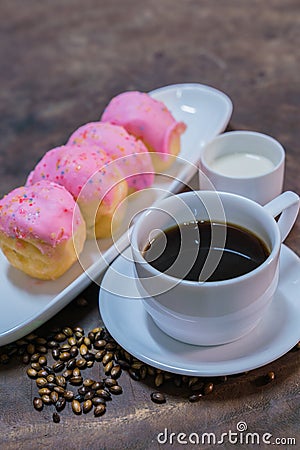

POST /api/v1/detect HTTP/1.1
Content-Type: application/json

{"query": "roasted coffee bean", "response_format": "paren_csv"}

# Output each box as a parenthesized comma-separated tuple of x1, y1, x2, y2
(53, 412, 60, 423)
(151, 392, 166, 404)
(83, 378, 95, 388)
(140, 366, 147, 380)
(36, 377, 48, 388)
(38, 369, 49, 378)
(31, 353, 40, 362)
(123, 351, 132, 364)
(266, 371, 275, 382)
(73, 326, 84, 334)
(147, 366, 156, 377)
(76, 358, 87, 369)
(27, 368, 38, 379)
(189, 393, 203, 403)
(86, 361, 94, 369)
(72, 399, 82, 415)
(66, 358, 76, 370)
(25, 333, 37, 341)
(104, 361, 113, 375)
(94, 404, 106, 417)
(33, 397, 43, 411)
(110, 365, 121, 380)
(78, 386, 89, 395)
(62, 369, 73, 380)
(73, 367, 81, 377)
(109, 385, 123, 395)
(55, 397, 66, 412)
(128, 369, 140, 381)
(22, 354, 30, 364)
(155, 373, 164, 387)
(38, 356, 47, 366)
(69, 376, 83, 386)
(64, 390, 74, 401)
(79, 344, 88, 356)
(50, 391, 59, 403)
(54, 386, 65, 395)
(92, 381, 103, 390)
(84, 391, 95, 401)
(46, 383, 56, 391)
(35, 337, 47, 345)
(164, 373, 173, 381)
(94, 339, 107, 349)
(92, 327, 103, 335)
(116, 359, 130, 370)
(41, 394, 52, 405)
(84, 352, 95, 362)
(68, 337, 77, 347)
(87, 332, 95, 343)
(94, 350, 106, 361)
(83, 337, 91, 347)
(60, 343, 71, 351)
(38, 388, 51, 396)
(55, 376, 66, 387)
(43, 366, 54, 375)
(36, 345, 48, 354)
(69, 346, 78, 358)
(52, 348, 60, 360)
(47, 340, 59, 349)
(131, 361, 143, 370)
(104, 378, 117, 388)
(54, 333, 67, 343)
(62, 327, 73, 337)
(16, 338, 28, 346)
(31, 362, 41, 371)
(96, 389, 111, 401)
(83, 399, 93, 414)
(27, 344, 36, 355)
(203, 382, 214, 395)
(52, 361, 65, 373)
(74, 394, 84, 403)
(59, 352, 71, 362)
(92, 397, 106, 406)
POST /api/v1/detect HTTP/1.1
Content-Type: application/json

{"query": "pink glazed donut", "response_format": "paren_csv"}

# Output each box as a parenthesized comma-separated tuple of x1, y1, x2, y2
(26, 145, 128, 239)
(0, 180, 86, 280)
(67, 122, 154, 193)
(100, 91, 187, 172)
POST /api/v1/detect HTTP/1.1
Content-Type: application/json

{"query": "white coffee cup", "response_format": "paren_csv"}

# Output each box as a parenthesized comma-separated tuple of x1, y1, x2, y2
(199, 131, 285, 205)
(131, 190, 299, 345)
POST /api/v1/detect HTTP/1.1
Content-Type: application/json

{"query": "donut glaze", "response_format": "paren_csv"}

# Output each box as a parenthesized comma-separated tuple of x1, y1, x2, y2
(26, 145, 128, 238)
(100, 91, 186, 161)
(67, 122, 154, 190)
(27, 145, 126, 208)
(0, 180, 83, 251)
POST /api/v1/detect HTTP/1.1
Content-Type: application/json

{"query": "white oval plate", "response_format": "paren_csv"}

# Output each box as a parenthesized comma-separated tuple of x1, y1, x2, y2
(99, 245, 300, 376)
(0, 83, 232, 346)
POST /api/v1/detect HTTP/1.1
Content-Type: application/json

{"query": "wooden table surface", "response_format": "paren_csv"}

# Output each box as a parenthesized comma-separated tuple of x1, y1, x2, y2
(0, 1, 299, 449)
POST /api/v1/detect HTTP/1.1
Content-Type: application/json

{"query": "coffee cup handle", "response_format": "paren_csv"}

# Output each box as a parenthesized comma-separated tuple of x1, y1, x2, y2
(263, 191, 300, 242)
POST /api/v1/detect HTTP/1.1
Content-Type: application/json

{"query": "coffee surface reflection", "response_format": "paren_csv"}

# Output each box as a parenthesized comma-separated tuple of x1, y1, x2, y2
(143, 221, 270, 282)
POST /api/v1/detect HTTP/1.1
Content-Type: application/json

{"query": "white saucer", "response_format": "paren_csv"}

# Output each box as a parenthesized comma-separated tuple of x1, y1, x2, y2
(99, 245, 300, 376)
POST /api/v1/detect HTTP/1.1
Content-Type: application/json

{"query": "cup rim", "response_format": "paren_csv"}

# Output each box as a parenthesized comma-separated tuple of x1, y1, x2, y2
(131, 190, 281, 287)
(200, 130, 285, 181)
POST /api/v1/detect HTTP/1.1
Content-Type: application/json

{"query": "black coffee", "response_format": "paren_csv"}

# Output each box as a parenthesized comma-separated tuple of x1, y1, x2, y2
(142, 221, 270, 282)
